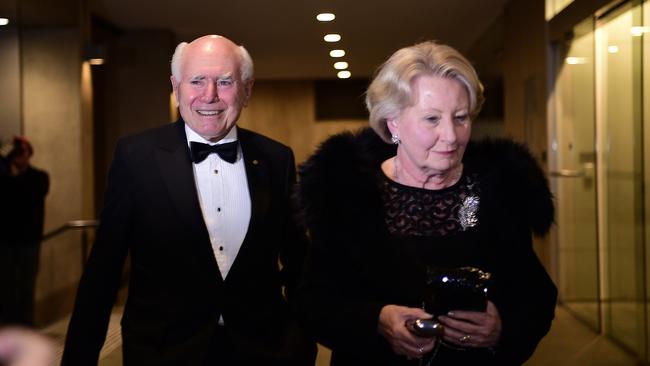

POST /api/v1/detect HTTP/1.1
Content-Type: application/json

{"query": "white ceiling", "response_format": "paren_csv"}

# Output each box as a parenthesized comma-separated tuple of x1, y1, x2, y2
(91, 0, 509, 79)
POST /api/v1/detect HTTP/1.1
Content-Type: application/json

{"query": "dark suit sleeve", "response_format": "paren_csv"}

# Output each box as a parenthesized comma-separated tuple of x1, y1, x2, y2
(277, 149, 310, 300)
(61, 140, 133, 365)
(488, 208, 558, 365)
(293, 133, 393, 358)
(294, 196, 390, 356)
(294, 229, 388, 355)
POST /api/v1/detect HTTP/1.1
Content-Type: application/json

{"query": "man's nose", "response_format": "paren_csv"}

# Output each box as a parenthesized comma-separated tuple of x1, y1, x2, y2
(202, 81, 219, 102)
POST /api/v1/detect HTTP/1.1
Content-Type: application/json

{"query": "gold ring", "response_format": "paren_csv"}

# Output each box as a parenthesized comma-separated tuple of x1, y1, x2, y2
(460, 334, 471, 343)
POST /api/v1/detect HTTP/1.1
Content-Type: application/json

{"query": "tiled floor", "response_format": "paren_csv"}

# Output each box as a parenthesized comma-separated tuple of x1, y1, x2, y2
(42, 305, 640, 366)
(41, 306, 123, 366)
(525, 307, 638, 366)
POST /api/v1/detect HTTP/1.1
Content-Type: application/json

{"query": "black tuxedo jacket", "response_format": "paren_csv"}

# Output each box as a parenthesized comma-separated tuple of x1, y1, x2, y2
(62, 120, 315, 365)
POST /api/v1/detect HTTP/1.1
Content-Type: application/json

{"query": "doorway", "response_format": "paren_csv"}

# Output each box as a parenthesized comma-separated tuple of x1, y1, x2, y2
(549, 0, 648, 360)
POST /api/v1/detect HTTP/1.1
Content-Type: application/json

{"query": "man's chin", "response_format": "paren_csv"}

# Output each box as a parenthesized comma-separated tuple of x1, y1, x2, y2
(201, 126, 236, 142)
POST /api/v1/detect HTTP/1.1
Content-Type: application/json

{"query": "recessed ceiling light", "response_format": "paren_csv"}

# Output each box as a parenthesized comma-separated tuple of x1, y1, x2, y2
(334, 61, 348, 70)
(607, 45, 619, 53)
(0, 18, 9, 26)
(329, 49, 345, 58)
(324, 34, 341, 42)
(317, 13, 335, 22)
(89, 58, 105, 65)
(337, 71, 351, 79)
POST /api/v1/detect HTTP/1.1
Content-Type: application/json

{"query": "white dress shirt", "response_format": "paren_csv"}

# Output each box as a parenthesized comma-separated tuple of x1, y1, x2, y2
(185, 125, 251, 281)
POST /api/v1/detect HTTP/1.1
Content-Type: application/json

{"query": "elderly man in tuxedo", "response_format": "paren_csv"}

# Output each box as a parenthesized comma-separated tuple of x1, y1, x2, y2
(62, 35, 315, 366)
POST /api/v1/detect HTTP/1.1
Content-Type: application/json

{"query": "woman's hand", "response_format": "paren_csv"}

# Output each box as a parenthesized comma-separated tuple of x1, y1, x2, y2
(437, 300, 502, 348)
(378, 304, 436, 359)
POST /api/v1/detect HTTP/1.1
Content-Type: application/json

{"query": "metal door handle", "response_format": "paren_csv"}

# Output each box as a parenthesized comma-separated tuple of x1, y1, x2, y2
(549, 169, 585, 178)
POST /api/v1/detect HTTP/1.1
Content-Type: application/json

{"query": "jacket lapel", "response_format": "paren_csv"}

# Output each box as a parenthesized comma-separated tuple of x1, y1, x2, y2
(240, 129, 271, 225)
(154, 120, 223, 282)
(226, 128, 271, 279)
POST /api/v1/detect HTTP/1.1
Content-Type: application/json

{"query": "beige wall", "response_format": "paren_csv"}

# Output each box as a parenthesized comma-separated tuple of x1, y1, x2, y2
(503, 0, 548, 159)
(21, 27, 93, 324)
(238, 80, 367, 165)
(0, 26, 21, 142)
(113, 32, 175, 138)
(93, 30, 175, 205)
(502, 0, 553, 269)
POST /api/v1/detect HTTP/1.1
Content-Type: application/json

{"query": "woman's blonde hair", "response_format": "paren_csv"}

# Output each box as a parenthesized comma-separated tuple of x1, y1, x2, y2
(365, 41, 484, 143)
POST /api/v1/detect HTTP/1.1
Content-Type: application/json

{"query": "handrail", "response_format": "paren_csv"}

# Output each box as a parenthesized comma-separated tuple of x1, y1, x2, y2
(42, 219, 100, 271)
(548, 169, 585, 178)
(42, 220, 99, 242)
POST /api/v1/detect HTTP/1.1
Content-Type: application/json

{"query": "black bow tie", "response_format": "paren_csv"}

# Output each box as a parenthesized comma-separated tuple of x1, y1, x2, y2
(190, 141, 239, 164)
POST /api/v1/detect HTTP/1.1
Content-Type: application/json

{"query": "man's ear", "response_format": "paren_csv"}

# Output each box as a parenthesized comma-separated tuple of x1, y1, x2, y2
(170, 76, 180, 107)
(242, 79, 254, 107)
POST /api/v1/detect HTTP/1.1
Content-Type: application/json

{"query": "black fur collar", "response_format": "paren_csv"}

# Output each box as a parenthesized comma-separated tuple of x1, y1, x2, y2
(297, 128, 554, 238)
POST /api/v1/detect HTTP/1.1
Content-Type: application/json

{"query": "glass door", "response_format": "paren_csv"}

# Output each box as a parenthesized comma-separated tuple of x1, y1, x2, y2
(550, 17, 600, 331)
(595, 1, 645, 355)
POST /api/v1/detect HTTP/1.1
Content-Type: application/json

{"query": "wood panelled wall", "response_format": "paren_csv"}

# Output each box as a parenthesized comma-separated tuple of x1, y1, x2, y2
(237, 80, 367, 165)
(502, 0, 553, 273)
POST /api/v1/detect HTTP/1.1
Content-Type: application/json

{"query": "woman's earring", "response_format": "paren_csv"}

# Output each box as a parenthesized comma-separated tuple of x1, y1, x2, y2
(391, 135, 401, 145)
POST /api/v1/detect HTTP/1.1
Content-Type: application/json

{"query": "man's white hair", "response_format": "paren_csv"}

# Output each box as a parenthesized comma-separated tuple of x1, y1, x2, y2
(170, 37, 254, 82)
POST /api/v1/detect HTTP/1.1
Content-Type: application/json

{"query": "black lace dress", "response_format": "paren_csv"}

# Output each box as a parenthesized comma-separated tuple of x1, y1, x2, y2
(297, 128, 557, 366)
(380, 170, 496, 364)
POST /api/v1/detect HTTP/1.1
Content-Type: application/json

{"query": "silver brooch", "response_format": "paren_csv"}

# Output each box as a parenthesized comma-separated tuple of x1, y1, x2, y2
(459, 195, 479, 230)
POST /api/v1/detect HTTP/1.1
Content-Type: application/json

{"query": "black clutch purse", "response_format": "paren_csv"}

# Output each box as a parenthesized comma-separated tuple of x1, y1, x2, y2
(423, 266, 491, 318)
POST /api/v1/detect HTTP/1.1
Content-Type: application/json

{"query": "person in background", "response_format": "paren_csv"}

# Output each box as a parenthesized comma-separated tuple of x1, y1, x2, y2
(295, 40, 557, 365)
(62, 35, 315, 365)
(0, 137, 49, 327)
